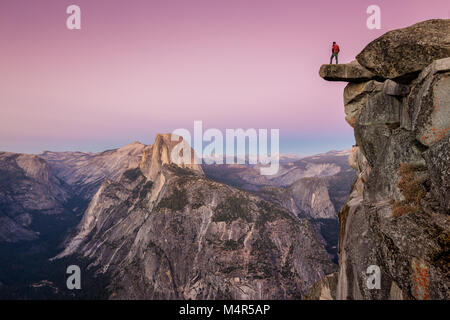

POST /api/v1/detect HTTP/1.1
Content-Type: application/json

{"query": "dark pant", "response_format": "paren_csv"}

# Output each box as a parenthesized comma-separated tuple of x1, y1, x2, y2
(330, 53, 338, 64)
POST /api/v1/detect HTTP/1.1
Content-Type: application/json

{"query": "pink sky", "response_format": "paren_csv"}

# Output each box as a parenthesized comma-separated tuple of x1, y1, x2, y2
(1, 0, 449, 154)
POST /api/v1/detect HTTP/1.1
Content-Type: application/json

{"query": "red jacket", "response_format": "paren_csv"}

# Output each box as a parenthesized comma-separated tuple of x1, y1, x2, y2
(332, 44, 340, 53)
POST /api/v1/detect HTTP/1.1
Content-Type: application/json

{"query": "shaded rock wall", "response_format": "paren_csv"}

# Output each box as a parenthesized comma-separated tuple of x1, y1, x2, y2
(0, 152, 70, 242)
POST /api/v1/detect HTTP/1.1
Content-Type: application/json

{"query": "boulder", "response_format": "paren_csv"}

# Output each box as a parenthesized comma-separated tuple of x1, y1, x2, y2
(319, 60, 377, 83)
(344, 80, 383, 105)
(343, 80, 383, 127)
(382, 79, 410, 97)
(356, 19, 450, 82)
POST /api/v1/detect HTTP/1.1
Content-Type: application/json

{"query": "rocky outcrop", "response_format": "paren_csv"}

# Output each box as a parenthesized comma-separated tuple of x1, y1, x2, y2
(319, 19, 450, 300)
(56, 134, 336, 299)
(319, 60, 378, 83)
(343, 80, 383, 127)
(356, 19, 450, 82)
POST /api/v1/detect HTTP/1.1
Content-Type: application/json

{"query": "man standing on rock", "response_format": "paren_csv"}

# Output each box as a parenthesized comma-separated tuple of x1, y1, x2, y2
(330, 42, 340, 64)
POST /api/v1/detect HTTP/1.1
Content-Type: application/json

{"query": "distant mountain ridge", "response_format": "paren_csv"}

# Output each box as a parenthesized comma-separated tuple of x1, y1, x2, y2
(39, 141, 146, 199)
(202, 149, 355, 263)
(0, 136, 352, 298)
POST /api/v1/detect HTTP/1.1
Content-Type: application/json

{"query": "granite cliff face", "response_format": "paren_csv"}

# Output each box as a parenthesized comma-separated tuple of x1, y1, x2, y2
(57, 134, 336, 299)
(0, 152, 69, 242)
(317, 19, 450, 300)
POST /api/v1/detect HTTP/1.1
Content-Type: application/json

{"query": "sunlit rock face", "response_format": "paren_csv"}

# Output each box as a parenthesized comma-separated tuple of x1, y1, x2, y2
(139, 133, 203, 181)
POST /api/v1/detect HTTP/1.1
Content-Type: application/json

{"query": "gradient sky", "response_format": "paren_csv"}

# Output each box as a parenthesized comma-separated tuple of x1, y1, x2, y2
(1, 0, 449, 155)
